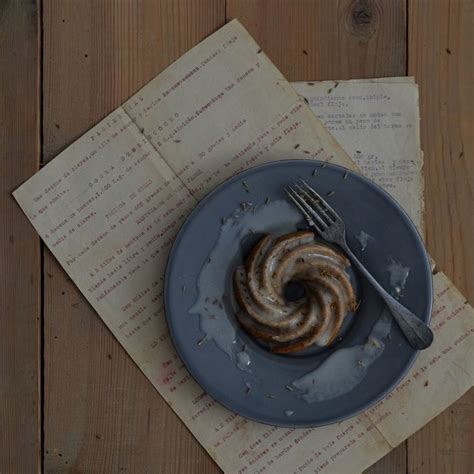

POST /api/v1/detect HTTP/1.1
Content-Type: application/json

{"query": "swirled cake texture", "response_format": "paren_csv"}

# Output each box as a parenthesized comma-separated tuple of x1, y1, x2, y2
(233, 231, 356, 353)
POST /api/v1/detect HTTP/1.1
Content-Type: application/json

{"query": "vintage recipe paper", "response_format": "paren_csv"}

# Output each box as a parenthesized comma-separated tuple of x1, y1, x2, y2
(14, 21, 473, 473)
(293, 78, 424, 235)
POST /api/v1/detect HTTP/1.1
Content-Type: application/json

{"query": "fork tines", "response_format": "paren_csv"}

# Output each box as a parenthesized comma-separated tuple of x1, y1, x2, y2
(286, 180, 339, 232)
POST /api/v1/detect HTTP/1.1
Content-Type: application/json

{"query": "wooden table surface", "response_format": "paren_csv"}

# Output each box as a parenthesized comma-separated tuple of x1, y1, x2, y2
(1, 1, 472, 472)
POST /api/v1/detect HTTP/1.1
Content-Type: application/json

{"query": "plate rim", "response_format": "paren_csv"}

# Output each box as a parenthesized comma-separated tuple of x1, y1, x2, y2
(164, 159, 433, 428)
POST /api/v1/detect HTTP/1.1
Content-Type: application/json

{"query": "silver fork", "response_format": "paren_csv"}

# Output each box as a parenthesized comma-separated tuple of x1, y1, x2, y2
(286, 179, 433, 350)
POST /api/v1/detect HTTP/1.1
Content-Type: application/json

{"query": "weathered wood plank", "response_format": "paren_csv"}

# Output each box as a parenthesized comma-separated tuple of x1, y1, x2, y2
(408, 0, 473, 302)
(365, 445, 407, 474)
(407, 389, 474, 474)
(43, 1, 224, 471)
(0, 0, 41, 471)
(226, 0, 407, 81)
(407, 0, 474, 471)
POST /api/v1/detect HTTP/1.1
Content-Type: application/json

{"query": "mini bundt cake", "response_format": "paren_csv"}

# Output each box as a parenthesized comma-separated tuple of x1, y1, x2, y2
(233, 231, 356, 353)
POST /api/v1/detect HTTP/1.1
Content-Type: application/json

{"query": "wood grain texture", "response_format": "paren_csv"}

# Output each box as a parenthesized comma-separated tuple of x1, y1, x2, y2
(407, 1, 474, 472)
(226, 0, 407, 81)
(407, 389, 473, 474)
(0, 0, 41, 472)
(408, 0, 473, 303)
(42, 1, 224, 472)
(365, 444, 407, 474)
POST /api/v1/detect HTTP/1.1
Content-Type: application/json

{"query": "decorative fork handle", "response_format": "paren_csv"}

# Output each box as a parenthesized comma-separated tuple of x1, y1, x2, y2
(341, 242, 434, 350)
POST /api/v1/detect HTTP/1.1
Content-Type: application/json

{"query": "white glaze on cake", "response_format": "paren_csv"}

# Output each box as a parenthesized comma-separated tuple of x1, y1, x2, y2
(234, 231, 356, 353)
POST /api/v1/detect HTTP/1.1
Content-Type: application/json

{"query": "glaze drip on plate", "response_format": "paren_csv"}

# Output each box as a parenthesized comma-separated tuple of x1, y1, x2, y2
(291, 308, 392, 403)
(356, 230, 372, 251)
(234, 231, 357, 353)
(291, 261, 410, 403)
(387, 258, 410, 296)
(189, 200, 303, 365)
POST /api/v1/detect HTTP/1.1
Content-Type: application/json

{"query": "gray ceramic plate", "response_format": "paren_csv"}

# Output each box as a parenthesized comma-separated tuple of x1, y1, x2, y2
(164, 160, 432, 427)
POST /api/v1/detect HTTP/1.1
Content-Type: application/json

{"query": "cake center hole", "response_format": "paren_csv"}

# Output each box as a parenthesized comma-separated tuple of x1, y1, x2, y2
(284, 281, 306, 302)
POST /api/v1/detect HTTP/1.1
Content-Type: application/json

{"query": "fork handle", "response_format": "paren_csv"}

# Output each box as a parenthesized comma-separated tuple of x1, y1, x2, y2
(342, 243, 434, 350)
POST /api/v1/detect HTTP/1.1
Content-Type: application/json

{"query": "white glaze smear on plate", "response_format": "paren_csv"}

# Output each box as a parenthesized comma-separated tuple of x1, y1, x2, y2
(291, 308, 392, 403)
(387, 258, 410, 296)
(236, 351, 252, 372)
(355, 230, 372, 251)
(189, 200, 303, 367)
